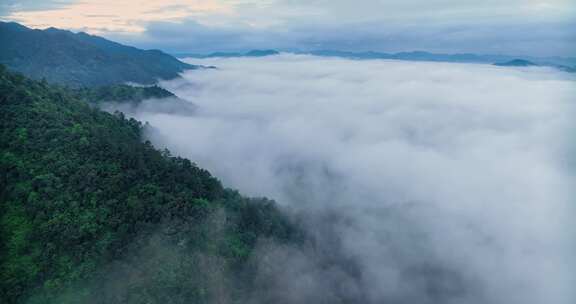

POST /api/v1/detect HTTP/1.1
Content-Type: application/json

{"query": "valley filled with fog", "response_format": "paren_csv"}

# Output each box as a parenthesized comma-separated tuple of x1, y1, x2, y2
(109, 55, 575, 303)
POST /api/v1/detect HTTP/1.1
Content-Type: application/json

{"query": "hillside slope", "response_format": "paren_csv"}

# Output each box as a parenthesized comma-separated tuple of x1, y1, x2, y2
(0, 65, 299, 304)
(0, 22, 199, 87)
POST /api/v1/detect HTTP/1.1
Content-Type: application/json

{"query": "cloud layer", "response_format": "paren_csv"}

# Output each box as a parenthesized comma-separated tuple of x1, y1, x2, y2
(116, 55, 575, 303)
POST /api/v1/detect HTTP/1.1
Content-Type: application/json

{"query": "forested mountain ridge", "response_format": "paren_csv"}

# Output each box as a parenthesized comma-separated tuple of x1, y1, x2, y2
(0, 22, 199, 87)
(72, 84, 176, 104)
(0, 65, 300, 303)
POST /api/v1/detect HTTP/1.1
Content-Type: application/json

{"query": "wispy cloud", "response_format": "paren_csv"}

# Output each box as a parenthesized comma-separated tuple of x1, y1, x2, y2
(4, 0, 232, 34)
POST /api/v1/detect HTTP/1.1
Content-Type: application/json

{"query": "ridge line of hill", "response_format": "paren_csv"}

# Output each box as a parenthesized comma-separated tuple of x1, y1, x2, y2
(0, 21, 203, 87)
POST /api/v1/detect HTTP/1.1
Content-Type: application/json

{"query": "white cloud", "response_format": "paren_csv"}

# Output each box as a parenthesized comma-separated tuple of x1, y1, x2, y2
(114, 56, 576, 303)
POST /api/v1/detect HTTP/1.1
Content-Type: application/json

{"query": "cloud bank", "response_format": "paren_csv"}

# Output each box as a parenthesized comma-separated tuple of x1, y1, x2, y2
(116, 55, 576, 303)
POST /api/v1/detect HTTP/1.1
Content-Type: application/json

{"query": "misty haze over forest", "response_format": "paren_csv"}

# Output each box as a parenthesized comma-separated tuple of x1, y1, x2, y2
(1, 1, 575, 303)
(106, 55, 576, 303)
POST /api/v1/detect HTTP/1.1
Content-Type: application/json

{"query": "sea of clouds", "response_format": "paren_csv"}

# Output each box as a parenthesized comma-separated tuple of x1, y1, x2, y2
(113, 55, 576, 303)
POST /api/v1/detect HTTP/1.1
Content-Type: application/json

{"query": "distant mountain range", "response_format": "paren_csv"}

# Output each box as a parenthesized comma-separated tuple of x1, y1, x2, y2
(174, 49, 280, 59)
(493, 59, 538, 67)
(0, 22, 200, 87)
(493, 59, 576, 72)
(2, 20, 573, 89)
(178, 49, 576, 72)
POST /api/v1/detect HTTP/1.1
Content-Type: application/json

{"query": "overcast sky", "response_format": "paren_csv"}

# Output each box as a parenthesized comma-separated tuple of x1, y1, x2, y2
(1, 0, 575, 56)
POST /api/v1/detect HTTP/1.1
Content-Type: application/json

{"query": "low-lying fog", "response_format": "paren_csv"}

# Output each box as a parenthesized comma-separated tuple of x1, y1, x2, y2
(114, 55, 576, 303)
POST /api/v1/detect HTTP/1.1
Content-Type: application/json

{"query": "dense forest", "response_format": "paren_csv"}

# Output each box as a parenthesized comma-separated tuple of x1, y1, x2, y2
(72, 84, 176, 104)
(0, 65, 301, 304)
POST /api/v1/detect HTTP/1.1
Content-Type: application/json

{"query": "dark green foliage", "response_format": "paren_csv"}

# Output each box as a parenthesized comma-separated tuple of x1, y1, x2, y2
(0, 65, 300, 303)
(72, 84, 176, 104)
(0, 22, 200, 87)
